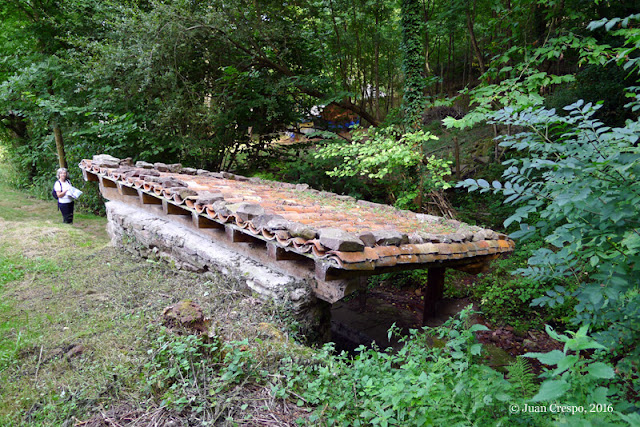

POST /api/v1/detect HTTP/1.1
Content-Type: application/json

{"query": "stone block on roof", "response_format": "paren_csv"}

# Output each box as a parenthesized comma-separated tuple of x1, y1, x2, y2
(170, 188, 197, 198)
(139, 171, 161, 178)
(167, 163, 182, 173)
(319, 228, 364, 252)
(288, 222, 318, 240)
(416, 213, 441, 223)
(92, 154, 121, 168)
(372, 230, 408, 246)
(358, 231, 376, 247)
(211, 200, 231, 216)
(159, 178, 187, 188)
(135, 161, 154, 169)
(227, 203, 265, 221)
(195, 192, 224, 205)
(448, 233, 465, 243)
(335, 195, 355, 202)
(154, 162, 169, 172)
(473, 229, 498, 241)
(357, 200, 388, 210)
(221, 172, 235, 179)
(408, 233, 424, 244)
(262, 216, 289, 230)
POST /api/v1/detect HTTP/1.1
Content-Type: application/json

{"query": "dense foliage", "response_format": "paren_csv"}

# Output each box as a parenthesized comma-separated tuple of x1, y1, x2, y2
(2, 0, 640, 423)
(458, 13, 640, 404)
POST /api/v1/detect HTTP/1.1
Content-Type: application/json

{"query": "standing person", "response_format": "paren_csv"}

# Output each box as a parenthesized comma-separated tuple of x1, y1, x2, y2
(54, 168, 74, 224)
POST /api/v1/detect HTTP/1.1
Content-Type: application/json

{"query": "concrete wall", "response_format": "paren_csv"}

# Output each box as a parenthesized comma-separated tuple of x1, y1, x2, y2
(105, 201, 330, 341)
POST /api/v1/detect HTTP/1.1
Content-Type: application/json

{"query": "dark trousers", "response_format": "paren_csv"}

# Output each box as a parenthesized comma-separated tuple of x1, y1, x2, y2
(59, 201, 74, 224)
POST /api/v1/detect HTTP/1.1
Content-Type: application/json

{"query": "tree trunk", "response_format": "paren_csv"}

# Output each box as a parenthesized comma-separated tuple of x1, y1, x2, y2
(1, 113, 29, 140)
(52, 121, 67, 169)
(401, 0, 427, 127)
(454, 136, 461, 179)
(328, 0, 349, 91)
(462, 33, 468, 86)
(447, 31, 453, 94)
(374, 10, 381, 120)
(466, 4, 485, 76)
(422, 0, 433, 77)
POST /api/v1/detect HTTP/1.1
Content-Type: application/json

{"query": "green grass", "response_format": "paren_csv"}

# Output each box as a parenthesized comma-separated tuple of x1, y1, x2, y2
(0, 164, 313, 425)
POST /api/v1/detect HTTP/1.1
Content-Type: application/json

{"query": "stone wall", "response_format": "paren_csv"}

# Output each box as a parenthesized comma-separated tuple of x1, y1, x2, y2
(105, 201, 330, 340)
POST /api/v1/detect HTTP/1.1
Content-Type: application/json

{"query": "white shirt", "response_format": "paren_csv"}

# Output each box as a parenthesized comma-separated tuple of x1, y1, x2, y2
(55, 180, 74, 204)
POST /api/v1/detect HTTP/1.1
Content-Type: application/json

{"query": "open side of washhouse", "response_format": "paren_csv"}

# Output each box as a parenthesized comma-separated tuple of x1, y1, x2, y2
(80, 154, 515, 324)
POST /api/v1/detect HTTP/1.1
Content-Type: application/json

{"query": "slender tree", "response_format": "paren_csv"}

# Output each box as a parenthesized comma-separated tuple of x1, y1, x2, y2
(400, 0, 426, 127)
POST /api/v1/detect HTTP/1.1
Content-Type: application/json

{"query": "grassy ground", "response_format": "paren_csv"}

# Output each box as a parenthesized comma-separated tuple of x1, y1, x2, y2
(0, 166, 312, 425)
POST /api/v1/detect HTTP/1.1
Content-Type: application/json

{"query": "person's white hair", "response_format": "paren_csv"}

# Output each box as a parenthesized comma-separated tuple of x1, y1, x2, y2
(56, 168, 68, 180)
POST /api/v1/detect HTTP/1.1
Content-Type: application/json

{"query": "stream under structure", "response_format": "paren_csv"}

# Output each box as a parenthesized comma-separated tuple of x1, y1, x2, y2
(79, 154, 514, 345)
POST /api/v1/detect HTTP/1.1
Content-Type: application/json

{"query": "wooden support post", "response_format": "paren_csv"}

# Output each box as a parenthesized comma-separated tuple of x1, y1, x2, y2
(267, 242, 300, 261)
(99, 176, 117, 188)
(118, 183, 138, 196)
(423, 267, 445, 325)
(139, 191, 162, 205)
(454, 136, 461, 179)
(358, 276, 367, 311)
(163, 199, 190, 216)
(225, 225, 254, 242)
(82, 169, 99, 182)
(192, 213, 223, 229)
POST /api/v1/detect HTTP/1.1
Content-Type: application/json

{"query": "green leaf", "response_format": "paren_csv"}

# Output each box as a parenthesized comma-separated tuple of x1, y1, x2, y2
(531, 380, 570, 401)
(551, 354, 579, 376)
(469, 324, 489, 333)
(586, 362, 615, 379)
(477, 179, 490, 188)
(523, 350, 564, 365)
(470, 344, 482, 356)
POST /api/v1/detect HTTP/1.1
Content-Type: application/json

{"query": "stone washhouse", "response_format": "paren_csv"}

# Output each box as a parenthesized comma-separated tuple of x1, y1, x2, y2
(80, 154, 515, 335)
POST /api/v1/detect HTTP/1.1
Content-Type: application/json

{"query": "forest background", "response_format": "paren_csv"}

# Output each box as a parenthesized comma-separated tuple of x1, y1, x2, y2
(1, 0, 640, 425)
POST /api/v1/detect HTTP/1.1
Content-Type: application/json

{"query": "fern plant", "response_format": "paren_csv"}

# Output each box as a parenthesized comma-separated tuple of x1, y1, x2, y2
(506, 357, 538, 399)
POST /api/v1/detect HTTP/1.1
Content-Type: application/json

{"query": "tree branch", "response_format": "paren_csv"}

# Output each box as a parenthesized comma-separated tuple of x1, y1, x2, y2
(186, 24, 380, 127)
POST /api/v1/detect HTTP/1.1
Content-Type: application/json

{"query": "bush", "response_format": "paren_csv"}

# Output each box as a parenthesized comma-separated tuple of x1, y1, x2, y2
(274, 308, 516, 426)
(275, 308, 632, 425)
(472, 240, 575, 331)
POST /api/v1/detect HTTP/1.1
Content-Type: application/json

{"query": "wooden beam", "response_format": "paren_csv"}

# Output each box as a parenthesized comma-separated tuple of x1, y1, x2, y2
(99, 176, 117, 188)
(423, 267, 445, 325)
(312, 278, 361, 304)
(267, 242, 301, 261)
(118, 183, 138, 196)
(225, 225, 255, 242)
(192, 213, 223, 229)
(163, 199, 190, 216)
(140, 191, 162, 205)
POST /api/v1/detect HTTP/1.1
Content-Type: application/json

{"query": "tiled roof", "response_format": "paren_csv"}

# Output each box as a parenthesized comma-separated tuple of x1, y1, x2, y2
(79, 155, 515, 273)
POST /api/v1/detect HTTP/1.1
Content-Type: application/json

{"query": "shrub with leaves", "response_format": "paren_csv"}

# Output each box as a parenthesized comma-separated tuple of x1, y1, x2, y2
(460, 99, 640, 398)
(144, 328, 261, 423)
(523, 325, 639, 425)
(274, 307, 517, 426)
(314, 127, 452, 210)
(457, 13, 640, 403)
(471, 239, 575, 331)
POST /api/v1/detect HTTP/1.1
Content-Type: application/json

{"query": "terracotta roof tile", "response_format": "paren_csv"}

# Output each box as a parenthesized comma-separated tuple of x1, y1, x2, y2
(80, 157, 516, 272)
